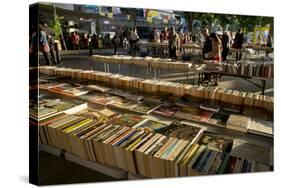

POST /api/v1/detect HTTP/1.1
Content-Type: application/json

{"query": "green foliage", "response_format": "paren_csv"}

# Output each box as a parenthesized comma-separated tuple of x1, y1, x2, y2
(50, 15, 63, 40)
(183, 12, 273, 33)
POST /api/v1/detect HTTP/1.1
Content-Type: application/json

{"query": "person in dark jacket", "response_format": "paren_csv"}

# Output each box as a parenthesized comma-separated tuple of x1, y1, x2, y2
(202, 28, 212, 60)
(112, 32, 120, 55)
(221, 31, 230, 61)
(233, 28, 244, 60)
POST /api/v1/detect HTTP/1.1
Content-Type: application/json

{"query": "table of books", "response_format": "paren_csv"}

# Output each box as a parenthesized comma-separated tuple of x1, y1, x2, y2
(196, 61, 273, 94)
(31, 66, 273, 180)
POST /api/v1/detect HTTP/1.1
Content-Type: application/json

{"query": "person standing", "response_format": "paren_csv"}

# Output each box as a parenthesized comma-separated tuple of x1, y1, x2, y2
(209, 32, 222, 62)
(44, 23, 58, 65)
(168, 27, 180, 61)
(266, 34, 272, 57)
(255, 34, 262, 55)
(112, 32, 120, 55)
(221, 31, 230, 61)
(150, 28, 160, 55)
(39, 24, 51, 66)
(202, 28, 212, 60)
(71, 31, 80, 50)
(160, 27, 169, 44)
(233, 28, 244, 60)
(129, 27, 139, 56)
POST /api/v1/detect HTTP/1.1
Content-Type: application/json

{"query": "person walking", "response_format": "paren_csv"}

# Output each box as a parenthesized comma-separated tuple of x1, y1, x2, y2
(221, 31, 230, 61)
(202, 28, 212, 60)
(39, 24, 51, 65)
(233, 28, 244, 61)
(168, 27, 180, 61)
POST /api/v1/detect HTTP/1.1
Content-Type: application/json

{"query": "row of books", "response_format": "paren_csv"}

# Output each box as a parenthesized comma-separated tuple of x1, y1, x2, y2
(220, 62, 273, 78)
(38, 77, 273, 137)
(38, 66, 274, 112)
(139, 41, 202, 49)
(92, 55, 193, 70)
(37, 107, 272, 178)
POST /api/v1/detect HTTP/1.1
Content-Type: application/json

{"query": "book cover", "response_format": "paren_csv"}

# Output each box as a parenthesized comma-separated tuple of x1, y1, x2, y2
(198, 133, 234, 152)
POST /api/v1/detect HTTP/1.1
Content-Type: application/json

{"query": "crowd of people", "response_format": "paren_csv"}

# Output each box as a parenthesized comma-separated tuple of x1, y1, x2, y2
(30, 21, 273, 66)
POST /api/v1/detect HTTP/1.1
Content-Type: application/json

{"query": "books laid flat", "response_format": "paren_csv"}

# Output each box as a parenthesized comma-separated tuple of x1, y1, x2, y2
(85, 84, 111, 93)
(248, 118, 273, 137)
(109, 99, 137, 110)
(226, 114, 250, 133)
(198, 133, 234, 153)
(231, 139, 272, 165)
(208, 113, 229, 127)
(89, 94, 122, 106)
(220, 103, 242, 115)
(174, 106, 202, 121)
(200, 111, 213, 122)
(141, 92, 171, 103)
(133, 119, 170, 132)
(199, 100, 221, 113)
(31, 92, 87, 121)
(153, 104, 180, 117)
(108, 89, 143, 101)
(111, 114, 146, 128)
(61, 87, 90, 97)
(130, 102, 160, 114)
(30, 106, 58, 120)
(176, 95, 204, 107)
(155, 121, 205, 143)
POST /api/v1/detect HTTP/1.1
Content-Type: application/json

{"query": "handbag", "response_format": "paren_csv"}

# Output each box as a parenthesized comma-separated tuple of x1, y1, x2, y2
(40, 43, 50, 53)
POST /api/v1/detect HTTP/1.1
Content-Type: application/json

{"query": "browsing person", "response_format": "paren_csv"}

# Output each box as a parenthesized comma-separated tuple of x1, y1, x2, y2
(255, 34, 262, 55)
(202, 28, 212, 60)
(112, 32, 120, 55)
(129, 27, 139, 56)
(266, 34, 272, 57)
(160, 27, 169, 44)
(233, 28, 244, 60)
(168, 27, 180, 61)
(221, 31, 230, 61)
(209, 32, 222, 62)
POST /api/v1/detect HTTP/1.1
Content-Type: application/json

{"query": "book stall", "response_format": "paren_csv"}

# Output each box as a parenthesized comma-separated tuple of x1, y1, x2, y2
(30, 65, 273, 179)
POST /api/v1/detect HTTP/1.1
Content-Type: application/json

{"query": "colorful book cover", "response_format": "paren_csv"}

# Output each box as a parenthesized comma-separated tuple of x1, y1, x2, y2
(112, 114, 146, 127)
(198, 133, 234, 152)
